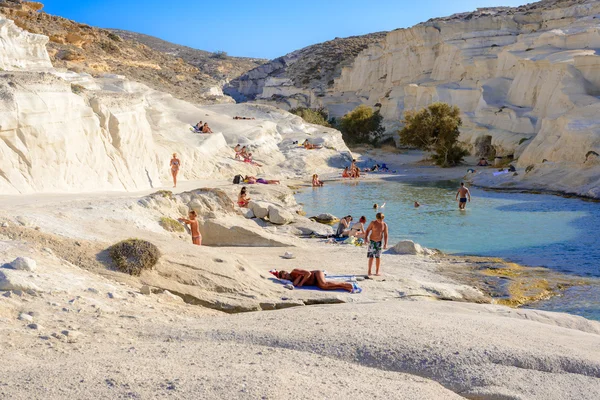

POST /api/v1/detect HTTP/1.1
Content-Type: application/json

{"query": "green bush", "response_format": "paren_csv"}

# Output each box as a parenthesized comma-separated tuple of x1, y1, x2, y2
(108, 239, 161, 276)
(289, 107, 331, 127)
(339, 105, 384, 145)
(71, 84, 85, 95)
(399, 102, 468, 167)
(211, 50, 228, 59)
(159, 217, 185, 233)
(107, 32, 123, 42)
(151, 190, 173, 199)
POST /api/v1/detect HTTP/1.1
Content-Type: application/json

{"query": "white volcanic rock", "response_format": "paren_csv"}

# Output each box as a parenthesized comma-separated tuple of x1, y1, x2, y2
(391, 240, 432, 256)
(3, 257, 37, 272)
(0, 15, 350, 195)
(198, 216, 298, 247)
(0, 269, 40, 292)
(249, 201, 270, 219)
(234, 0, 600, 197)
(0, 17, 52, 71)
(267, 205, 295, 225)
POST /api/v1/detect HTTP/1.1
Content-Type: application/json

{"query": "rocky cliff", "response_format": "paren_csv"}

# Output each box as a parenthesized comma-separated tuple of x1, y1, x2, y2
(231, 0, 600, 197)
(0, 13, 349, 194)
(0, 0, 247, 105)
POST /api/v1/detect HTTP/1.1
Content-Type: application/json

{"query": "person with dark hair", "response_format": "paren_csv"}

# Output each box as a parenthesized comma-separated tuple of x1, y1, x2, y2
(274, 269, 361, 293)
(365, 213, 388, 276)
(477, 158, 489, 167)
(456, 182, 471, 210)
(335, 215, 352, 237)
(238, 187, 251, 207)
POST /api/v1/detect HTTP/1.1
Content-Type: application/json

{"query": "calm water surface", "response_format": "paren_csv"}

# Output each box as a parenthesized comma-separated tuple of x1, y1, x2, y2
(295, 179, 600, 319)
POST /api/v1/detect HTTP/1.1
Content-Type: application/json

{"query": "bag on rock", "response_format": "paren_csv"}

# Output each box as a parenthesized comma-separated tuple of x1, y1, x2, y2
(233, 174, 243, 184)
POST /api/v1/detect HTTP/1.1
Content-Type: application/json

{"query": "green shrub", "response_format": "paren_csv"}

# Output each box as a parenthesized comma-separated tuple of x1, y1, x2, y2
(211, 50, 228, 59)
(108, 239, 161, 276)
(159, 217, 185, 233)
(289, 107, 331, 127)
(399, 102, 468, 167)
(107, 32, 122, 42)
(518, 137, 531, 145)
(339, 105, 384, 145)
(71, 84, 85, 95)
(99, 41, 120, 54)
(151, 190, 173, 199)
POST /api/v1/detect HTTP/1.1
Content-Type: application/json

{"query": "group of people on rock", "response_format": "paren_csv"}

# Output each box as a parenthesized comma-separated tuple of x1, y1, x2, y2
(332, 207, 389, 276)
(342, 159, 361, 178)
(233, 144, 262, 166)
(192, 121, 213, 134)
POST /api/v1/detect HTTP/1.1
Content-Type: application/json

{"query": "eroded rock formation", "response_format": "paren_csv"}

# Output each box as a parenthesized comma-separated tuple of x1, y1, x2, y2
(232, 0, 600, 197)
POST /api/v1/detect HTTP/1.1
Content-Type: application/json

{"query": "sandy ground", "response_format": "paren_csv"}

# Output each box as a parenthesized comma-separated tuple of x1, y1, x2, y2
(1, 173, 600, 399)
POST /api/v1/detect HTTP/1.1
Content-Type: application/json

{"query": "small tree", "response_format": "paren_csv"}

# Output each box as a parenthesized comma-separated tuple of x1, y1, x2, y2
(339, 105, 384, 145)
(289, 107, 330, 127)
(399, 102, 469, 167)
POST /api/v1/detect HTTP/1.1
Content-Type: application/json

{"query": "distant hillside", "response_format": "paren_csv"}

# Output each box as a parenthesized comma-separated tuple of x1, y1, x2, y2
(110, 29, 267, 82)
(0, 0, 259, 104)
(224, 32, 388, 104)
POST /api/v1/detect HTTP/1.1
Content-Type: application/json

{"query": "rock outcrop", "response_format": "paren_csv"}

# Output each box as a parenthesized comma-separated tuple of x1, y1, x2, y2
(0, 14, 350, 194)
(231, 0, 600, 197)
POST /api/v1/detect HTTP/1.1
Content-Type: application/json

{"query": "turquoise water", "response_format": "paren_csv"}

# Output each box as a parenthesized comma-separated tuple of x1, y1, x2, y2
(295, 179, 600, 318)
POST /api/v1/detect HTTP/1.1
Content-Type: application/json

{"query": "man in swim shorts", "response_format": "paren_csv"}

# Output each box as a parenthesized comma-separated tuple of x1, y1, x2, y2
(365, 212, 388, 276)
(455, 182, 471, 210)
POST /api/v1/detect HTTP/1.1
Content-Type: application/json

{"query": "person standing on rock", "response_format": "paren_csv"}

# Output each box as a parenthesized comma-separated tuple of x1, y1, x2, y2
(455, 182, 471, 210)
(365, 212, 388, 276)
(170, 153, 180, 188)
(178, 210, 201, 246)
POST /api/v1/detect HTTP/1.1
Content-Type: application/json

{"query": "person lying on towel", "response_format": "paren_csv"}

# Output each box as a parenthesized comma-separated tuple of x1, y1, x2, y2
(272, 269, 361, 293)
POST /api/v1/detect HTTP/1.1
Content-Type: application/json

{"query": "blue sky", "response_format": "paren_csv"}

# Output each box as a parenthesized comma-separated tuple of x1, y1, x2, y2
(42, 0, 525, 59)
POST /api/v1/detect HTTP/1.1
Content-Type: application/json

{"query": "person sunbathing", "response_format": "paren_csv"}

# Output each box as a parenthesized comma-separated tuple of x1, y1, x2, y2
(302, 139, 322, 150)
(275, 269, 360, 293)
(238, 186, 251, 207)
(202, 123, 213, 134)
(312, 174, 324, 187)
(244, 176, 279, 185)
(194, 121, 203, 131)
(477, 158, 490, 166)
(342, 167, 350, 178)
(243, 152, 263, 167)
(234, 144, 242, 160)
(349, 216, 367, 239)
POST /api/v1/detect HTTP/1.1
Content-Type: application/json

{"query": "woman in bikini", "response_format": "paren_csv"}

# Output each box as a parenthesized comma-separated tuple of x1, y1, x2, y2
(238, 187, 251, 207)
(170, 153, 180, 188)
(275, 269, 360, 293)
